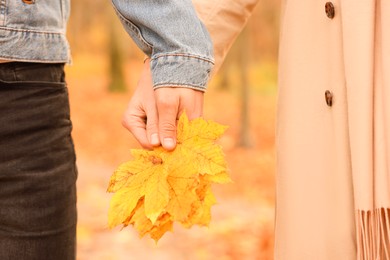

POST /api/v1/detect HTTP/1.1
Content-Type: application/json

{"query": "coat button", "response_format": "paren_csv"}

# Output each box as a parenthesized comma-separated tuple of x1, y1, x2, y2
(325, 2, 335, 19)
(22, 0, 35, 4)
(325, 90, 333, 106)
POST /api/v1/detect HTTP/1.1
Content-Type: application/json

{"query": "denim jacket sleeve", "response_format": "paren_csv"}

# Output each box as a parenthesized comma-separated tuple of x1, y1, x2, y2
(111, 0, 214, 91)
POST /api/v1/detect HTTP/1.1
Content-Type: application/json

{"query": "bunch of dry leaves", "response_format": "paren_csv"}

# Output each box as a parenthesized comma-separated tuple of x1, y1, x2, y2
(107, 112, 231, 242)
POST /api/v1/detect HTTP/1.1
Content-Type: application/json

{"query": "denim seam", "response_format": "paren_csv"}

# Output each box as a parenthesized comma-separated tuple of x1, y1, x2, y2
(0, 26, 64, 35)
(0, 55, 68, 63)
(111, 3, 153, 52)
(152, 53, 215, 65)
(60, 0, 66, 27)
(0, 0, 5, 26)
(154, 83, 206, 92)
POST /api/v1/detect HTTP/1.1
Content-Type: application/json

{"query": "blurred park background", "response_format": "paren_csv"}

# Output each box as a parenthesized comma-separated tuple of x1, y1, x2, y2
(66, 1, 280, 259)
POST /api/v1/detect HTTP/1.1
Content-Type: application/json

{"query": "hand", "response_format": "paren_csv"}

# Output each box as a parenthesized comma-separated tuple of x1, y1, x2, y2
(122, 59, 204, 151)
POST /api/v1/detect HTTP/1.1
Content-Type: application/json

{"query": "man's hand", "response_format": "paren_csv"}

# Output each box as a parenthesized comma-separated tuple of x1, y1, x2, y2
(122, 59, 204, 151)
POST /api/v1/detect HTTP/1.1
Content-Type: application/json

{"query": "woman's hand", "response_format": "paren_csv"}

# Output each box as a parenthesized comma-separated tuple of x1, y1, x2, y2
(122, 59, 204, 151)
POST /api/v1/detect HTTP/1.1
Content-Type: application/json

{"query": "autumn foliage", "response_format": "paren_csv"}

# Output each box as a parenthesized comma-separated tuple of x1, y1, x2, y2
(107, 112, 231, 242)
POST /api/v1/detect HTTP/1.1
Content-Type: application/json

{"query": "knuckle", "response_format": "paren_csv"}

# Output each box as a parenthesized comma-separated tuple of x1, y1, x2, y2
(121, 117, 132, 130)
(157, 100, 171, 110)
(160, 122, 176, 133)
(146, 121, 158, 132)
(122, 116, 139, 133)
(156, 97, 177, 110)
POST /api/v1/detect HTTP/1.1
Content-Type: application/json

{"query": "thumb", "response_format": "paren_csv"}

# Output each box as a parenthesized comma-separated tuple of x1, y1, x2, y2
(155, 89, 179, 151)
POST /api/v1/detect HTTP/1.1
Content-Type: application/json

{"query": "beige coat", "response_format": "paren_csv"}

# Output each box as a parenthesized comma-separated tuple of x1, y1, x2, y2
(193, 0, 390, 259)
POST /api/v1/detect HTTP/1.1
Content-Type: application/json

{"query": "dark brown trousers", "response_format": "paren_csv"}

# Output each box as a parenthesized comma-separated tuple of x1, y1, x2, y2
(0, 62, 77, 260)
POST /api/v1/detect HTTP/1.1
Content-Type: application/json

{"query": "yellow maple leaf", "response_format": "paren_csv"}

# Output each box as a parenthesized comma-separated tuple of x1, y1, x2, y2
(107, 112, 231, 242)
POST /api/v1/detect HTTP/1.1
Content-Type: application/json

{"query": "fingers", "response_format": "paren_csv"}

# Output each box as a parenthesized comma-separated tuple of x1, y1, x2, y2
(155, 88, 179, 151)
(122, 109, 153, 150)
(178, 88, 204, 120)
(145, 108, 160, 147)
(154, 88, 204, 151)
(122, 60, 205, 151)
(122, 59, 160, 149)
(122, 102, 160, 149)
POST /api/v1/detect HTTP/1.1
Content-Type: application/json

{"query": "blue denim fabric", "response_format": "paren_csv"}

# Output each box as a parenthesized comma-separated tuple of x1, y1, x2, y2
(0, 0, 70, 63)
(0, 0, 214, 90)
(112, 0, 214, 91)
(112, 0, 212, 56)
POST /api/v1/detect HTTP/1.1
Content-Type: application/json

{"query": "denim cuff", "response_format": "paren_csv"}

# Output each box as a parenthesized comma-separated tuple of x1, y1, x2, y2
(150, 54, 214, 92)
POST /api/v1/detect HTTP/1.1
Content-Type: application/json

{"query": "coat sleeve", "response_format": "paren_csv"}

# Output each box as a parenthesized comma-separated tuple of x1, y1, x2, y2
(192, 0, 260, 74)
(112, 0, 214, 91)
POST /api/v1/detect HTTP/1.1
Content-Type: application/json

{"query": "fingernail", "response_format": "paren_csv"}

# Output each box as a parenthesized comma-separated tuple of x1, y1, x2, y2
(163, 138, 176, 150)
(150, 133, 159, 146)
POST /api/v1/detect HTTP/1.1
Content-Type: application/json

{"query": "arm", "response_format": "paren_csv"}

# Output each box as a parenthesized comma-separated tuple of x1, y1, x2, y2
(112, 0, 214, 91)
(193, 0, 260, 74)
(112, 0, 213, 150)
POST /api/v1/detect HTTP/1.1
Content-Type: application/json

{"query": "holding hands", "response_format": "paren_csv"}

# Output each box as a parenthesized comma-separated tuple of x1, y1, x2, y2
(122, 59, 204, 151)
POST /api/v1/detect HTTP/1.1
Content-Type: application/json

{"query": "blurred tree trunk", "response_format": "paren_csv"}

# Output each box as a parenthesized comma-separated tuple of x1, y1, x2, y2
(218, 63, 231, 90)
(108, 14, 127, 92)
(237, 27, 253, 148)
(218, 49, 236, 91)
